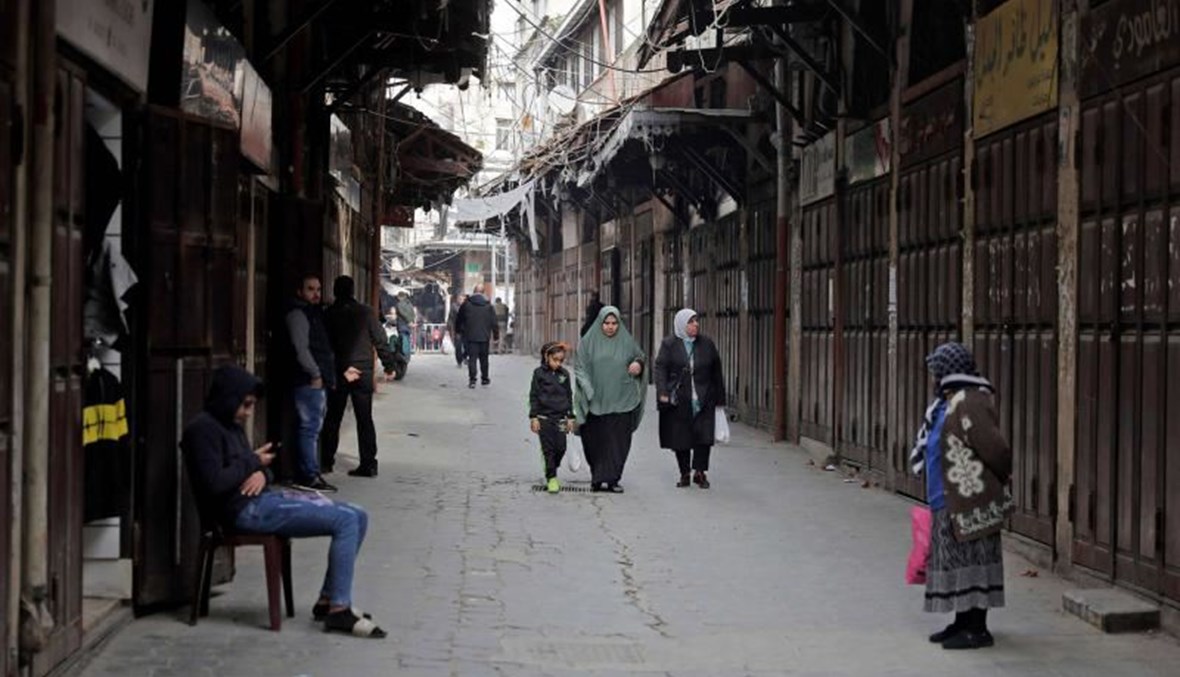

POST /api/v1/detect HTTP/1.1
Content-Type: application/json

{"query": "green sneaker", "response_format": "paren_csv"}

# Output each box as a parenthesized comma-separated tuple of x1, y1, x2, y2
(546, 477, 560, 493)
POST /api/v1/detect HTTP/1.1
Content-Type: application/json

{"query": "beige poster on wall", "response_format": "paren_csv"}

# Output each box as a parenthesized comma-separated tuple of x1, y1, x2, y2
(56, 0, 154, 93)
(973, 0, 1059, 137)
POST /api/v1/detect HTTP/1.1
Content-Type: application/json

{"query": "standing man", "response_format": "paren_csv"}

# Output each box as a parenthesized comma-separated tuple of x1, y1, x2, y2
(447, 293, 468, 368)
(322, 276, 398, 478)
(395, 291, 416, 355)
(456, 283, 499, 388)
(493, 296, 509, 353)
(285, 275, 337, 492)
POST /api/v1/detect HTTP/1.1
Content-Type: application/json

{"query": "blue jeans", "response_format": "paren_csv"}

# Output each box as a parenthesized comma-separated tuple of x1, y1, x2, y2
(234, 489, 369, 607)
(293, 385, 327, 481)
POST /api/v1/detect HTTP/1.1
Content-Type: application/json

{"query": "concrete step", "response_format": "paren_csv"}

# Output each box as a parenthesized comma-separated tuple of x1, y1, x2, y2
(1063, 588, 1161, 633)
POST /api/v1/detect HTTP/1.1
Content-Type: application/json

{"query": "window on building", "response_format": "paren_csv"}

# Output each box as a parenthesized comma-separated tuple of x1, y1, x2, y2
(496, 119, 512, 150)
(501, 80, 517, 103)
(582, 32, 594, 89)
(609, 0, 623, 61)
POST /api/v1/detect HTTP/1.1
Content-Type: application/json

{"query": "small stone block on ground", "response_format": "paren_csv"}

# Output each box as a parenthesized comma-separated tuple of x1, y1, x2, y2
(1063, 588, 1160, 633)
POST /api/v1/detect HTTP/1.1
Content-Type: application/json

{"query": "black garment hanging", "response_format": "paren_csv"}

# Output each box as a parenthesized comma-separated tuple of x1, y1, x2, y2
(83, 365, 131, 522)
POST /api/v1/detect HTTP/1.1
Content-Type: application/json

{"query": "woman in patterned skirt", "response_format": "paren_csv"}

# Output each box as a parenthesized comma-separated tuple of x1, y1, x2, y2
(909, 342, 1014, 649)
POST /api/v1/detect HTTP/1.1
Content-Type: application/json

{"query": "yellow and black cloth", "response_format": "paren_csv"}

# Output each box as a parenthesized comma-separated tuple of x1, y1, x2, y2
(83, 367, 130, 521)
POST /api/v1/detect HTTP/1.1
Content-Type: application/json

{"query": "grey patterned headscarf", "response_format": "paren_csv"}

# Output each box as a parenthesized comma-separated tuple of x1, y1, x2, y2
(925, 342, 978, 383)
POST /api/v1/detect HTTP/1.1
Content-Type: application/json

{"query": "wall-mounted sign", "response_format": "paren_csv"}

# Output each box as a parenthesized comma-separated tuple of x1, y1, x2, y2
(799, 132, 836, 206)
(899, 79, 964, 169)
(973, 0, 1059, 137)
(239, 62, 273, 174)
(1080, 0, 1180, 98)
(57, 0, 154, 93)
(181, 1, 244, 128)
(465, 262, 483, 274)
(846, 118, 892, 185)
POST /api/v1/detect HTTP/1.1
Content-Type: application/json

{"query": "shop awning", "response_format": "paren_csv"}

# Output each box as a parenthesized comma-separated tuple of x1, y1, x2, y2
(576, 107, 755, 188)
(389, 103, 483, 208)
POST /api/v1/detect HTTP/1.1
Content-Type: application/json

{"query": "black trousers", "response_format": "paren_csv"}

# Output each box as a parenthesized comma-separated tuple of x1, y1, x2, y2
(321, 379, 377, 471)
(466, 341, 490, 383)
(674, 445, 712, 474)
(537, 417, 567, 479)
(453, 335, 466, 365)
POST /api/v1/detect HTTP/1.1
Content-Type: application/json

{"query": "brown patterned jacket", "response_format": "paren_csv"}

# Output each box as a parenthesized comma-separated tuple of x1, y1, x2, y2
(938, 385, 1015, 541)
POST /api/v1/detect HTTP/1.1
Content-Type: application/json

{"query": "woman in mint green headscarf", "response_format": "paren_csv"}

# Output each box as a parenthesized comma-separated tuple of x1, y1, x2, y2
(574, 305, 646, 493)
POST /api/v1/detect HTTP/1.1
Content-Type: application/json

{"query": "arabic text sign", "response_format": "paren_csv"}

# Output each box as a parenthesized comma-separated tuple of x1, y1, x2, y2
(973, 0, 1059, 137)
(799, 133, 836, 206)
(1080, 0, 1180, 98)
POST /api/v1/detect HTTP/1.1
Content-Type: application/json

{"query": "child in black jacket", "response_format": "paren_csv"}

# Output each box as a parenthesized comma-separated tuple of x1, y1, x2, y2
(529, 342, 574, 493)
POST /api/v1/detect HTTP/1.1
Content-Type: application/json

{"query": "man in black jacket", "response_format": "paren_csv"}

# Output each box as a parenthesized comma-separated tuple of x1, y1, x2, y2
(455, 283, 499, 388)
(322, 276, 398, 478)
(285, 275, 337, 493)
(181, 365, 386, 637)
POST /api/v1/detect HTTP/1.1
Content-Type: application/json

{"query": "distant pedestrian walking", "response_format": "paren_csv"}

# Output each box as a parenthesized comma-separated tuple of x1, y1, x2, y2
(493, 296, 509, 353)
(529, 342, 574, 494)
(447, 293, 468, 368)
(322, 276, 399, 478)
(574, 306, 646, 493)
(579, 291, 604, 339)
(455, 283, 499, 388)
(909, 342, 1013, 650)
(654, 309, 726, 489)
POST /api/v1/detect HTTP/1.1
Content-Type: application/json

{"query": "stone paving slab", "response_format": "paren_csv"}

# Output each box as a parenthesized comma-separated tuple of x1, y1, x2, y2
(77, 354, 1180, 676)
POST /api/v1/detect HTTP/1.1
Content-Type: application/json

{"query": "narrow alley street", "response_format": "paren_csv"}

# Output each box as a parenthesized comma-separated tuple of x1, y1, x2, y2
(77, 355, 1180, 676)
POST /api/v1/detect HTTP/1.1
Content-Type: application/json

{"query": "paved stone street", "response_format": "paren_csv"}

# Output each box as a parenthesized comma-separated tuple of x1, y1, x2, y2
(80, 354, 1180, 676)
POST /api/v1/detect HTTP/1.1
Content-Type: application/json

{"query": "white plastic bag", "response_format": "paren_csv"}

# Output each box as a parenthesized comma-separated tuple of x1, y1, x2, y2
(441, 334, 454, 355)
(714, 407, 731, 444)
(566, 438, 584, 472)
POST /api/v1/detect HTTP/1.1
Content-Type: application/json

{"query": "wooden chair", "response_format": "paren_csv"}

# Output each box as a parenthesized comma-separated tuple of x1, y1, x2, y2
(189, 527, 295, 631)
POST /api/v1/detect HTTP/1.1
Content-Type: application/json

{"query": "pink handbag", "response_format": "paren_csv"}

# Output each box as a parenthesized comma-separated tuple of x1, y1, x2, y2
(906, 506, 933, 585)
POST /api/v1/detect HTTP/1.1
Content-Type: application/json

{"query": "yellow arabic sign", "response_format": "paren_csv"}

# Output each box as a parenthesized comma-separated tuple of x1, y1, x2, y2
(973, 0, 1059, 137)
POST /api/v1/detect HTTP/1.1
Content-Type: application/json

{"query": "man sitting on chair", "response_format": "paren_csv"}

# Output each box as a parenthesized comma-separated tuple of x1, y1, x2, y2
(181, 364, 386, 638)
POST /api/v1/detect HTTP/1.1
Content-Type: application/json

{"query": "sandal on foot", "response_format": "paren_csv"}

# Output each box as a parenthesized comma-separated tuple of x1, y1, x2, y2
(324, 608, 387, 638)
(313, 602, 371, 621)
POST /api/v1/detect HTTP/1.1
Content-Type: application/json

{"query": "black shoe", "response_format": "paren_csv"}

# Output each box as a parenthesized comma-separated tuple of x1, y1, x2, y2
(468, 381, 476, 389)
(693, 471, 710, 489)
(929, 624, 960, 643)
(606, 484, 624, 494)
(348, 466, 378, 478)
(676, 473, 691, 488)
(941, 630, 994, 650)
(295, 475, 338, 493)
(481, 379, 491, 386)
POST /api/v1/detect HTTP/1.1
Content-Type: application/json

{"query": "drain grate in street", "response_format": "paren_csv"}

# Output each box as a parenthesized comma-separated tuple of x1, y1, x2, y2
(530, 483, 595, 493)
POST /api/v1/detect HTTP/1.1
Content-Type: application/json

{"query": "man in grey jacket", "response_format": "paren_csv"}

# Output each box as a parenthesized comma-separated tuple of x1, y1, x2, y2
(285, 275, 337, 492)
(322, 276, 399, 478)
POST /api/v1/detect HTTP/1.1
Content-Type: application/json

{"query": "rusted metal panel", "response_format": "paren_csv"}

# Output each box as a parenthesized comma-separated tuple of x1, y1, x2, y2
(1166, 335, 1180, 601)
(0, 72, 12, 670)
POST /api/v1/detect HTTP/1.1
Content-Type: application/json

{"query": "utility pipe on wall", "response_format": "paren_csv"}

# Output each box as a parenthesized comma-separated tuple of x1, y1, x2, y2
(772, 55, 790, 442)
(21, 0, 56, 650)
(8, 0, 31, 663)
